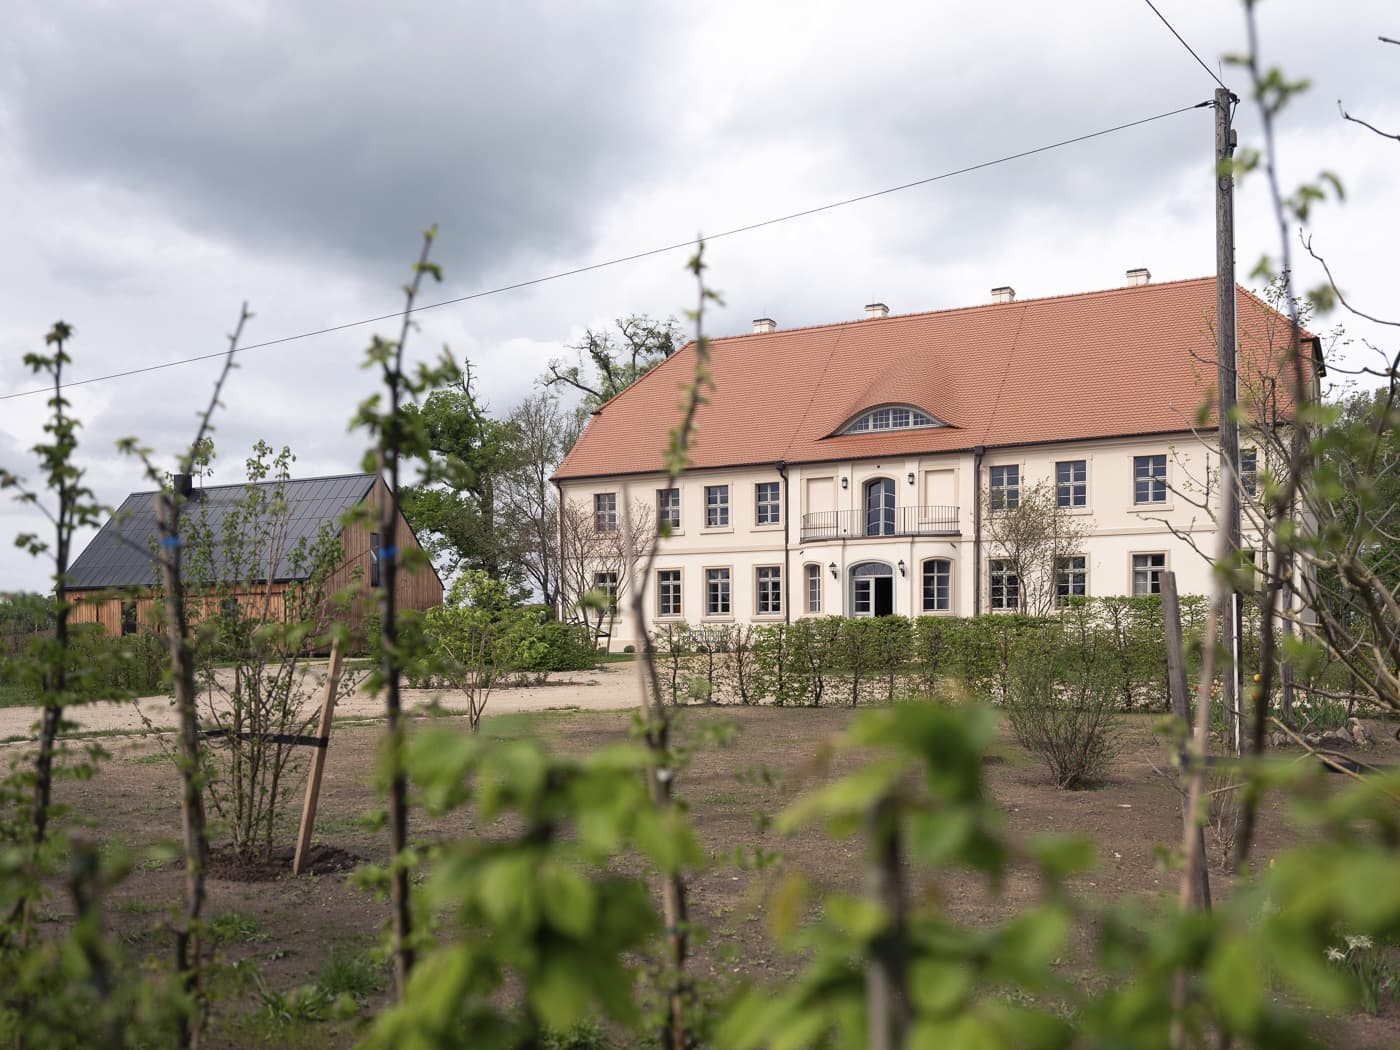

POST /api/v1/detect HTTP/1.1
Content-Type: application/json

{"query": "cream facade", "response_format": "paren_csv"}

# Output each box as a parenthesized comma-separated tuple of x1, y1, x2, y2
(561, 432, 1240, 649)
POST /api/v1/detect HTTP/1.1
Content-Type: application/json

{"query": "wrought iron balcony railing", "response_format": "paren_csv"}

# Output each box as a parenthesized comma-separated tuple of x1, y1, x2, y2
(798, 505, 960, 542)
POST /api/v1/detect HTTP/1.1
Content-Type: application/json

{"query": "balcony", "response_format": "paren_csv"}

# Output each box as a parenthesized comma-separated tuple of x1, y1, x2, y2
(799, 505, 961, 542)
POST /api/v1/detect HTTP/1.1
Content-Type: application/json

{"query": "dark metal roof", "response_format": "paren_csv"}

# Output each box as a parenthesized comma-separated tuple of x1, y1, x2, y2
(68, 473, 377, 590)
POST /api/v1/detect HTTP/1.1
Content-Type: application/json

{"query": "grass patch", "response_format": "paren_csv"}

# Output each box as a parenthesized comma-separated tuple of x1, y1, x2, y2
(210, 912, 268, 945)
(0, 682, 37, 708)
(317, 948, 384, 1002)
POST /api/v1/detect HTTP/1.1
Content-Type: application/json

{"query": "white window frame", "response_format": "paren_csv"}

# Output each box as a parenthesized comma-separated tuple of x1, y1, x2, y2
(1055, 555, 1087, 602)
(1133, 454, 1168, 505)
(755, 481, 782, 527)
(657, 487, 681, 532)
(989, 464, 1020, 511)
(594, 492, 618, 532)
(1131, 552, 1167, 596)
(704, 484, 730, 529)
(1055, 459, 1087, 509)
(657, 568, 682, 618)
(921, 558, 952, 612)
(989, 558, 1019, 611)
(755, 565, 783, 616)
(805, 563, 822, 614)
(704, 566, 732, 617)
(1240, 447, 1258, 498)
(593, 570, 618, 615)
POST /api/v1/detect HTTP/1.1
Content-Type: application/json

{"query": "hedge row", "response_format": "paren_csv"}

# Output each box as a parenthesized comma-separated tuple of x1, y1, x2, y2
(647, 595, 1245, 708)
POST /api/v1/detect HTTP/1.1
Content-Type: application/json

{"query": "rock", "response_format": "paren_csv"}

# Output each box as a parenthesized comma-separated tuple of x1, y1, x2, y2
(1269, 730, 1290, 749)
(1319, 729, 1353, 749)
(1303, 732, 1325, 748)
(1349, 718, 1376, 750)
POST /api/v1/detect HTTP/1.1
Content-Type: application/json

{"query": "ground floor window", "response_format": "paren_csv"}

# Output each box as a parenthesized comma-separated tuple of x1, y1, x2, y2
(121, 600, 138, 636)
(1131, 553, 1166, 596)
(921, 559, 951, 612)
(851, 562, 894, 616)
(705, 568, 731, 616)
(593, 571, 618, 614)
(755, 566, 782, 615)
(1056, 555, 1087, 602)
(658, 569, 681, 617)
(805, 564, 821, 613)
(989, 559, 1019, 611)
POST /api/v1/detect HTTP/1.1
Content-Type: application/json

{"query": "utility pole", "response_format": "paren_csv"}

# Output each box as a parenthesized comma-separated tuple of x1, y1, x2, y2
(1214, 85, 1244, 755)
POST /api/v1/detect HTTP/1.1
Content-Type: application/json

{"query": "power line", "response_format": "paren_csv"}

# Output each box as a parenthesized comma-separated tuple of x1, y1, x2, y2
(1141, 0, 1228, 90)
(2, 101, 1207, 403)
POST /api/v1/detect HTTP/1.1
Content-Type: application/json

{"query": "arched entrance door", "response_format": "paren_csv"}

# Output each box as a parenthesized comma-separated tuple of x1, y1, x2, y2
(850, 561, 894, 617)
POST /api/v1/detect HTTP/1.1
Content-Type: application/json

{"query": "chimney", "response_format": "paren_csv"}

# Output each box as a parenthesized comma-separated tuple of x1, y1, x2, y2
(991, 286, 1016, 304)
(173, 473, 193, 498)
(752, 317, 776, 334)
(1126, 267, 1151, 286)
(864, 302, 889, 320)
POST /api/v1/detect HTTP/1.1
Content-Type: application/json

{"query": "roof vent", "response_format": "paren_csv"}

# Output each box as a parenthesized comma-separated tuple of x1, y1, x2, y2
(752, 317, 776, 334)
(173, 473, 193, 498)
(864, 302, 889, 320)
(1126, 267, 1151, 286)
(991, 286, 1016, 304)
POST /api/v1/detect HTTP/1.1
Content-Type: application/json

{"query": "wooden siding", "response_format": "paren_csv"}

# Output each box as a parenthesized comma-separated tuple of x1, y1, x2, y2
(69, 477, 443, 641)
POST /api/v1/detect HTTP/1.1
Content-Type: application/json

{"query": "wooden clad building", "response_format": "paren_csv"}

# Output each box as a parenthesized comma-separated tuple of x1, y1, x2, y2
(67, 472, 442, 641)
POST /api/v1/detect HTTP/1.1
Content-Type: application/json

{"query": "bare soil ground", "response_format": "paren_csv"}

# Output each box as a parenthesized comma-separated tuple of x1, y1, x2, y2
(18, 677, 1400, 1048)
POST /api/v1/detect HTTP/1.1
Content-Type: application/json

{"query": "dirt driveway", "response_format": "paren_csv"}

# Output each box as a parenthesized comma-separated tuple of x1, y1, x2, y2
(0, 662, 645, 742)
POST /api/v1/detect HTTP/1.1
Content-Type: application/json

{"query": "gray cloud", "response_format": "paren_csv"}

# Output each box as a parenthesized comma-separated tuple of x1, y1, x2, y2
(4, 1, 680, 285)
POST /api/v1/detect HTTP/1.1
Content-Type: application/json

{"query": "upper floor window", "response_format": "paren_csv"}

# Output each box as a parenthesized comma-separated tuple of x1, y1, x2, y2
(989, 465, 1020, 510)
(1240, 448, 1258, 497)
(1133, 455, 1167, 505)
(755, 481, 781, 526)
(594, 492, 618, 532)
(922, 559, 951, 612)
(1056, 460, 1087, 508)
(864, 478, 896, 536)
(805, 564, 822, 613)
(704, 485, 729, 528)
(369, 531, 382, 588)
(657, 487, 681, 531)
(842, 404, 940, 434)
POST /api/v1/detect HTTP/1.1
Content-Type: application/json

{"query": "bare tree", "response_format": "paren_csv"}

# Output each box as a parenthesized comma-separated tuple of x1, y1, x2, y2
(557, 498, 652, 651)
(980, 480, 1089, 616)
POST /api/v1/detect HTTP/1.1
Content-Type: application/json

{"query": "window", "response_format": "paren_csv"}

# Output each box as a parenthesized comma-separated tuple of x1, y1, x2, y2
(1240, 448, 1258, 497)
(658, 569, 681, 617)
(657, 487, 681, 531)
(705, 568, 731, 616)
(1132, 553, 1166, 596)
(1056, 460, 1087, 508)
(756, 566, 782, 615)
(704, 485, 729, 528)
(921, 559, 951, 612)
(121, 600, 138, 637)
(755, 481, 781, 526)
(989, 559, 1019, 611)
(989, 465, 1020, 510)
(1056, 555, 1087, 602)
(369, 532, 382, 587)
(805, 564, 822, 613)
(864, 478, 896, 536)
(593, 571, 618, 614)
(843, 404, 939, 433)
(1133, 455, 1167, 505)
(594, 492, 618, 532)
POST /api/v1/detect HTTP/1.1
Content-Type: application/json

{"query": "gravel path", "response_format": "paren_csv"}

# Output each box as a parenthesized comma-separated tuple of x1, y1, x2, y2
(0, 662, 645, 743)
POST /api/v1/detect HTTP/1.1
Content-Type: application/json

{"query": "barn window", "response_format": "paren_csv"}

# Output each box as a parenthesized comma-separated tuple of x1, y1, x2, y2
(370, 532, 382, 587)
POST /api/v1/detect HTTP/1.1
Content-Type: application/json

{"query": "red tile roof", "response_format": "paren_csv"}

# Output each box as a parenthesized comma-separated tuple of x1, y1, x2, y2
(554, 277, 1313, 480)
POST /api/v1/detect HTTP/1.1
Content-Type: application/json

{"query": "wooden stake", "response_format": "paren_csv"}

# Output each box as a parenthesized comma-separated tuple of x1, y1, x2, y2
(293, 642, 344, 876)
(1161, 572, 1211, 910)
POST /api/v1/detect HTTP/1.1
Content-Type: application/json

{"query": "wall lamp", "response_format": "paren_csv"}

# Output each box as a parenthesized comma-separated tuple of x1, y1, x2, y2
(829, 561, 839, 579)
(898, 559, 907, 577)
(907, 472, 915, 485)
(840, 477, 849, 490)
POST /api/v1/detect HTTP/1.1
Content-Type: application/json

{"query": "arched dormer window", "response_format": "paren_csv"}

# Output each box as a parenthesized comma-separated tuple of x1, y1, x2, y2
(840, 404, 940, 435)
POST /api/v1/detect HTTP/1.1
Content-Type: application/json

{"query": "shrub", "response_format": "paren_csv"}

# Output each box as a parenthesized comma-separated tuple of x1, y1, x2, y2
(1002, 628, 1119, 789)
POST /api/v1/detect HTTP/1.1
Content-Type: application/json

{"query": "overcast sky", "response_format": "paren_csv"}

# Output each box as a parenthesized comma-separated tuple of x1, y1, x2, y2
(1, 0, 1395, 593)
